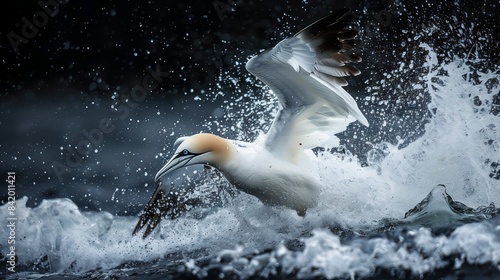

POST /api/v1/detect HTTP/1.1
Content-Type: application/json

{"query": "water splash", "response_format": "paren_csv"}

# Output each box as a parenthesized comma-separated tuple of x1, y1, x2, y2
(2, 47, 499, 275)
(403, 185, 499, 226)
(2, 6, 500, 280)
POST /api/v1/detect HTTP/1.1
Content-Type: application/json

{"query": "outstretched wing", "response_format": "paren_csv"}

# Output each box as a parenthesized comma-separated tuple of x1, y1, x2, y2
(246, 8, 368, 162)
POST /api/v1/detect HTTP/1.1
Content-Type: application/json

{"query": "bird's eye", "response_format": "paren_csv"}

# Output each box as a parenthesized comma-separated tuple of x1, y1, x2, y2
(182, 149, 189, 155)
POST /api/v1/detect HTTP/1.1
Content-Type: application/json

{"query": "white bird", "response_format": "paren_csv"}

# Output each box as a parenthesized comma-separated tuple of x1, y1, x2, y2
(133, 8, 368, 237)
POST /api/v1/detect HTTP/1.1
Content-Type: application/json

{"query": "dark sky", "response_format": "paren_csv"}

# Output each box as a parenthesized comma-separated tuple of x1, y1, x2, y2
(1, 0, 498, 215)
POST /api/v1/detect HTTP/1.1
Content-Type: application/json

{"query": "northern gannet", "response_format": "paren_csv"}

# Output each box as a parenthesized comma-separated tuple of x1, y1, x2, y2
(133, 8, 368, 237)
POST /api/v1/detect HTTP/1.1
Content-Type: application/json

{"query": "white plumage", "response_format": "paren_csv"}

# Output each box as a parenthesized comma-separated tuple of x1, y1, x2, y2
(134, 8, 368, 237)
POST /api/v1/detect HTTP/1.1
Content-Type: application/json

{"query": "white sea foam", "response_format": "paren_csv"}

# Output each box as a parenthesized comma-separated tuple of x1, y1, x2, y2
(1, 34, 499, 279)
(211, 221, 500, 279)
(376, 44, 500, 209)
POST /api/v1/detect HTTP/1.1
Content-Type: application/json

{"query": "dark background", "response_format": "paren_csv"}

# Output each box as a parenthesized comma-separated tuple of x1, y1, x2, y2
(1, 0, 498, 215)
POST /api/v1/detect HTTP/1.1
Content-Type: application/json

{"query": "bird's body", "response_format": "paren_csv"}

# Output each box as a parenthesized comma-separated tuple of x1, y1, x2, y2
(134, 8, 368, 237)
(220, 138, 320, 214)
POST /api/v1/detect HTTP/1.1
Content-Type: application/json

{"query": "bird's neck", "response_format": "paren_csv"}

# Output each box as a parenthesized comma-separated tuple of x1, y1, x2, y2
(211, 139, 249, 173)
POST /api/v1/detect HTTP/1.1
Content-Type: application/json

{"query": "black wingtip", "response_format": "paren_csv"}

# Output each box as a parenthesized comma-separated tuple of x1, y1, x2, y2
(132, 182, 166, 238)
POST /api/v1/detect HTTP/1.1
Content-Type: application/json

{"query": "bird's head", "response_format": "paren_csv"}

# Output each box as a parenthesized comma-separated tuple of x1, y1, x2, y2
(154, 133, 233, 182)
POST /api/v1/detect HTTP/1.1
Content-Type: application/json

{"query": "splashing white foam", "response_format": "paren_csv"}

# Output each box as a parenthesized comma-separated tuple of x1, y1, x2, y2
(373, 43, 500, 208)
(1, 35, 499, 278)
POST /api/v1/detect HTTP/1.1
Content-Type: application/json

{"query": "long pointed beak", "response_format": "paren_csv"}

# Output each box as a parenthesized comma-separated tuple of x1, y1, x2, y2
(154, 154, 196, 182)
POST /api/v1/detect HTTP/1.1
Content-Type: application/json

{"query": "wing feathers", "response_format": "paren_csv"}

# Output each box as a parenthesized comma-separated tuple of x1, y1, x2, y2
(315, 64, 361, 77)
(135, 9, 369, 238)
(246, 8, 368, 161)
(337, 29, 358, 40)
(312, 70, 348, 86)
(133, 182, 167, 238)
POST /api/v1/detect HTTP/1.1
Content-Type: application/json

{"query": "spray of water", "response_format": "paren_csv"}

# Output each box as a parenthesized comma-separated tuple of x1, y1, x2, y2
(1, 11, 499, 278)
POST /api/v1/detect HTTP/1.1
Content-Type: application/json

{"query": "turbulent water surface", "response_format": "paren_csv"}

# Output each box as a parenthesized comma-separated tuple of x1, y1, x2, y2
(1, 0, 500, 279)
